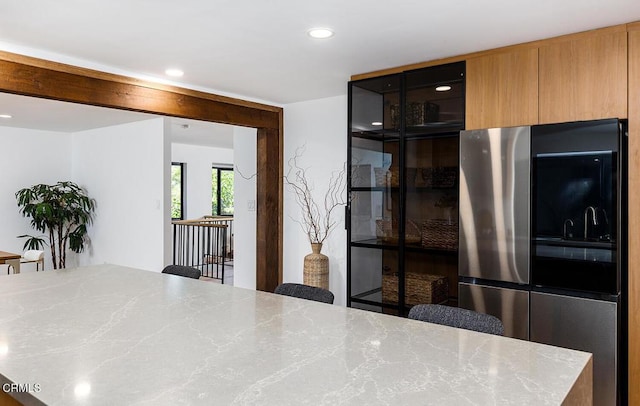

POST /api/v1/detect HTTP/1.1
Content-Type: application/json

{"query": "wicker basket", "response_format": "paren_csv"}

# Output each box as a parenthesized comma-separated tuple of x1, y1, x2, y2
(407, 101, 440, 126)
(420, 167, 457, 188)
(421, 219, 458, 251)
(382, 267, 448, 306)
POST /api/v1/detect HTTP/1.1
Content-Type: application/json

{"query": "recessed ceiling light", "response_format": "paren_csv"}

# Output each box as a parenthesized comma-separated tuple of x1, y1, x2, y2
(371, 121, 383, 126)
(0, 114, 12, 119)
(165, 68, 184, 78)
(435, 85, 452, 92)
(307, 28, 334, 39)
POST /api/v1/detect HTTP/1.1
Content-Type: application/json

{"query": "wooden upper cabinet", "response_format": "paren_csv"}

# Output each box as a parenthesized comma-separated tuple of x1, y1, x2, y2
(626, 22, 640, 406)
(539, 28, 627, 124)
(466, 48, 539, 129)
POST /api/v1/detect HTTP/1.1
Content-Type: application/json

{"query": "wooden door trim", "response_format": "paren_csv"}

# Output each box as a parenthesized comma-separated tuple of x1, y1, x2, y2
(0, 50, 283, 292)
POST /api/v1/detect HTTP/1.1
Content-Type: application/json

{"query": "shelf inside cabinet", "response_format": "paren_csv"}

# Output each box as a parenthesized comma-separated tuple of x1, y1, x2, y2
(351, 290, 401, 311)
(351, 129, 400, 141)
(404, 244, 458, 255)
(350, 239, 457, 254)
(350, 239, 400, 249)
(351, 288, 382, 304)
(405, 121, 464, 136)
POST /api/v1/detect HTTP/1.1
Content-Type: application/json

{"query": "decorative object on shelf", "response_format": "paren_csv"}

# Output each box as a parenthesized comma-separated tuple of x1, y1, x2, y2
(374, 167, 389, 187)
(15, 181, 96, 269)
(382, 268, 448, 306)
(405, 220, 422, 244)
(432, 166, 457, 188)
(373, 166, 400, 187)
(376, 218, 396, 242)
(406, 101, 440, 127)
(421, 167, 433, 187)
(435, 192, 458, 223)
(376, 219, 421, 244)
(389, 166, 400, 187)
(284, 145, 347, 289)
(421, 166, 457, 188)
(407, 102, 421, 126)
(421, 219, 458, 251)
(424, 102, 440, 123)
(390, 104, 400, 129)
(303, 243, 329, 289)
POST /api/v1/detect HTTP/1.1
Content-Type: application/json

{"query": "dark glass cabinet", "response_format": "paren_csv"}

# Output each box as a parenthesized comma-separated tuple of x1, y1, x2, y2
(347, 62, 465, 316)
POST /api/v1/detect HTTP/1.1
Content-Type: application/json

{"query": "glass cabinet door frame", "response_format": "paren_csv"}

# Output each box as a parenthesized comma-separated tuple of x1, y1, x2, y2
(347, 62, 465, 314)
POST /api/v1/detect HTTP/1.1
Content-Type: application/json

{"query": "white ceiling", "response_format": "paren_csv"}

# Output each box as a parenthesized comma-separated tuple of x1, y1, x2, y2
(0, 0, 639, 140)
(0, 92, 235, 149)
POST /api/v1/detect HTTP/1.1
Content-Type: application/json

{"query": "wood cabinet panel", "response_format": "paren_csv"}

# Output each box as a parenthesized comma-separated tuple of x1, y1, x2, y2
(539, 30, 627, 124)
(627, 25, 640, 406)
(466, 48, 538, 129)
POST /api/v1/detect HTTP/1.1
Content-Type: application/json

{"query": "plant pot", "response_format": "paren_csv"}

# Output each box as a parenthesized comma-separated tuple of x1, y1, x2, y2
(303, 243, 329, 289)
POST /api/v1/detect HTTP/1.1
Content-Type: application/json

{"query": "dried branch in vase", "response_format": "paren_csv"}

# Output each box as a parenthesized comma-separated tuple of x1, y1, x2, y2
(284, 145, 347, 244)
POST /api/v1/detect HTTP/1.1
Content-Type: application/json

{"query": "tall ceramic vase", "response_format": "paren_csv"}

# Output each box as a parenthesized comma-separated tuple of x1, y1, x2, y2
(303, 243, 329, 289)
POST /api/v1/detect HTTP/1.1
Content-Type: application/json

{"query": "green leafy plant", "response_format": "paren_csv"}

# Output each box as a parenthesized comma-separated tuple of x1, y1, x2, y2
(15, 181, 96, 269)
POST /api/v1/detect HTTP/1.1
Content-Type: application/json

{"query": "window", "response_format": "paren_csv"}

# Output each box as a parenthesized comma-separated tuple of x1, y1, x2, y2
(171, 163, 185, 220)
(212, 167, 234, 216)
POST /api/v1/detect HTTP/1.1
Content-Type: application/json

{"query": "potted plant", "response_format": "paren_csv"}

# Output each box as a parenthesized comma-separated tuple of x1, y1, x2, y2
(15, 181, 96, 269)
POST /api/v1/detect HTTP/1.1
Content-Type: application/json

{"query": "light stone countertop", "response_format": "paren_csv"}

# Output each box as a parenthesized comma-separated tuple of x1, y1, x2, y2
(0, 264, 591, 405)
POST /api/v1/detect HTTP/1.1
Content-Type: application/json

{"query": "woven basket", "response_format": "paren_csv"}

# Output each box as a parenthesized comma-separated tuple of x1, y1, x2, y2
(420, 167, 457, 188)
(382, 268, 448, 306)
(421, 219, 458, 251)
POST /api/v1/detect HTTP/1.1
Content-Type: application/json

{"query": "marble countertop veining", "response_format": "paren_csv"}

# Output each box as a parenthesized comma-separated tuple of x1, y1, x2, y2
(0, 264, 591, 405)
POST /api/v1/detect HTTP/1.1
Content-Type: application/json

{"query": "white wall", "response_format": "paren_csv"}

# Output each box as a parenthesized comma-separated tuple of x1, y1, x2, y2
(0, 127, 72, 270)
(283, 95, 348, 305)
(232, 127, 257, 289)
(171, 143, 233, 219)
(72, 118, 169, 271)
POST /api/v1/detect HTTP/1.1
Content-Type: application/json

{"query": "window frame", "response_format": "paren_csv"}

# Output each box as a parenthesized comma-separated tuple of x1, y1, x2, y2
(171, 162, 186, 220)
(212, 165, 234, 216)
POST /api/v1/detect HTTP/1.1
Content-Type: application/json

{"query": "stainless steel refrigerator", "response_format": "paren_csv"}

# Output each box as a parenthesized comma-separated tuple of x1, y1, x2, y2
(459, 120, 626, 405)
(458, 126, 531, 340)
